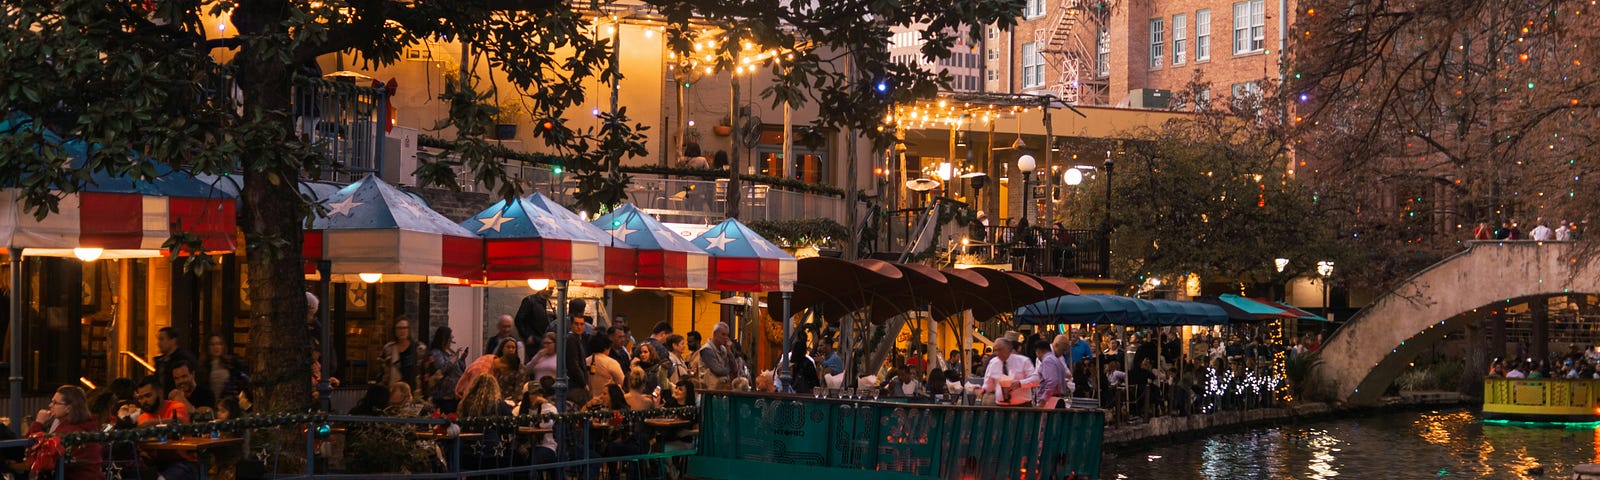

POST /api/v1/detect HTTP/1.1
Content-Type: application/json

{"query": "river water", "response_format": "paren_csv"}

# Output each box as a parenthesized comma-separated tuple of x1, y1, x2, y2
(1101, 408, 1600, 479)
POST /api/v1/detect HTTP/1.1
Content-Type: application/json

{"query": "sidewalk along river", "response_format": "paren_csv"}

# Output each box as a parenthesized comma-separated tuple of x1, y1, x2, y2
(1101, 407, 1600, 479)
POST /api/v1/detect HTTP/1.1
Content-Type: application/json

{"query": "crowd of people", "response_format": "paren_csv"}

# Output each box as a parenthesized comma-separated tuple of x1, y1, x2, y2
(1472, 218, 1582, 241)
(1487, 343, 1600, 380)
(757, 326, 1315, 426)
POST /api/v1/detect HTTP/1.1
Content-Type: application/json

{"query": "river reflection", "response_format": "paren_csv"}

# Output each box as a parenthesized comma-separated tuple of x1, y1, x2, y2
(1102, 408, 1600, 479)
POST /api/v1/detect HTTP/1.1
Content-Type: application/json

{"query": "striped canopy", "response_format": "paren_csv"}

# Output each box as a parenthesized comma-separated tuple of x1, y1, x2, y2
(0, 116, 236, 258)
(303, 174, 481, 284)
(462, 195, 604, 285)
(693, 217, 796, 292)
(523, 193, 636, 286)
(591, 203, 707, 289)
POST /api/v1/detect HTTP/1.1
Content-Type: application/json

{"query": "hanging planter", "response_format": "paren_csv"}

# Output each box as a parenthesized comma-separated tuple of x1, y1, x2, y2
(714, 115, 733, 136)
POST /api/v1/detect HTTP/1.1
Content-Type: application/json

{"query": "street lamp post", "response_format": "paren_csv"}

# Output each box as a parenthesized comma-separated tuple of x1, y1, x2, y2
(1100, 153, 1114, 278)
(1017, 154, 1037, 224)
(1316, 261, 1335, 321)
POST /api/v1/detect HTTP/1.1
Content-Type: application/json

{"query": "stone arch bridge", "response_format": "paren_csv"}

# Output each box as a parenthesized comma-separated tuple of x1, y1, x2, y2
(1312, 241, 1600, 405)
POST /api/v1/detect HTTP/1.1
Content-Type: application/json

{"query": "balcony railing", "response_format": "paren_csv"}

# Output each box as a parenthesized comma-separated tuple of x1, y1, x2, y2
(463, 159, 853, 224)
(881, 207, 1107, 277)
(292, 75, 389, 183)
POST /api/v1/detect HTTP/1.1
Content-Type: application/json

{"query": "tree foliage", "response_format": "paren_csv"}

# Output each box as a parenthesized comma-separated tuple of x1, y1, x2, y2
(1062, 76, 1344, 287)
(1288, 0, 1600, 281)
(0, 0, 1025, 418)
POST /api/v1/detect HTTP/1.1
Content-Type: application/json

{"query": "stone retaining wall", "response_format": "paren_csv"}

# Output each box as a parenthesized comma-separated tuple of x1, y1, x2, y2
(1103, 392, 1467, 447)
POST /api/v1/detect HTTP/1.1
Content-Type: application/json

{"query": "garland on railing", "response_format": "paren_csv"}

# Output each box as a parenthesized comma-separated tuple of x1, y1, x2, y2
(746, 218, 848, 248)
(417, 135, 846, 197)
(55, 406, 699, 446)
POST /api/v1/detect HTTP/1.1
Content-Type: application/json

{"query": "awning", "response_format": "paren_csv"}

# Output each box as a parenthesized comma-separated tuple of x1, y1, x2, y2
(0, 116, 237, 258)
(692, 217, 796, 292)
(461, 195, 604, 285)
(523, 193, 636, 287)
(1193, 294, 1298, 322)
(303, 174, 481, 284)
(1252, 298, 1330, 322)
(1014, 294, 1229, 326)
(591, 203, 708, 289)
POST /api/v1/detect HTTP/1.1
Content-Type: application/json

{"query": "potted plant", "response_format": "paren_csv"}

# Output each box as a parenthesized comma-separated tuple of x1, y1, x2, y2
(713, 114, 733, 136)
(493, 102, 526, 140)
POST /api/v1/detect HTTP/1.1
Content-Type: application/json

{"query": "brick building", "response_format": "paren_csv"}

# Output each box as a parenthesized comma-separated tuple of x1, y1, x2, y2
(988, 0, 1294, 108)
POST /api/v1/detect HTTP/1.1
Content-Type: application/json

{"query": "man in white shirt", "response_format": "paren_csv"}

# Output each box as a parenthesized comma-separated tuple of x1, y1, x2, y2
(1557, 221, 1574, 241)
(982, 339, 1038, 406)
(1530, 220, 1554, 241)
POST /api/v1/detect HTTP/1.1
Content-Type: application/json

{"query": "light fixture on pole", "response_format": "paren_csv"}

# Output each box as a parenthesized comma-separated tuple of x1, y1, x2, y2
(1063, 167, 1083, 186)
(527, 278, 550, 291)
(1017, 154, 1036, 223)
(1274, 258, 1290, 273)
(357, 272, 383, 283)
(618, 285, 636, 292)
(1316, 261, 1335, 320)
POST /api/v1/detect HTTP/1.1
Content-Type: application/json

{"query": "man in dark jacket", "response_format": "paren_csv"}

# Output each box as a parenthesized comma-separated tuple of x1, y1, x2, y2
(513, 291, 551, 340)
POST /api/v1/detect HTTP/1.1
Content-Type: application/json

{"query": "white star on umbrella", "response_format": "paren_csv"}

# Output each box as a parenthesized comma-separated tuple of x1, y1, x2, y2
(610, 224, 637, 242)
(476, 210, 515, 232)
(325, 196, 363, 217)
(395, 198, 430, 218)
(702, 232, 736, 251)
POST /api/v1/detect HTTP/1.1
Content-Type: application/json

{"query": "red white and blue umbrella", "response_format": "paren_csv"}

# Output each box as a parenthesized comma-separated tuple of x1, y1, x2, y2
(591, 203, 707, 289)
(302, 174, 481, 284)
(0, 134, 236, 258)
(693, 217, 796, 292)
(523, 193, 636, 286)
(462, 195, 604, 284)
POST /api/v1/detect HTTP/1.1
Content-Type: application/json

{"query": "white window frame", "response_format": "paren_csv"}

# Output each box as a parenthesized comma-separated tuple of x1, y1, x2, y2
(987, 69, 997, 81)
(1233, 0, 1265, 54)
(1196, 9, 1211, 60)
(1149, 18, 1164, 69)
(1025, 0, 1046, 19)
(988, 48, 997, 61)
(1096, 28, 1111, 77)
(1022, 42, 1045, 88)
(1173, 13, 1187, 65)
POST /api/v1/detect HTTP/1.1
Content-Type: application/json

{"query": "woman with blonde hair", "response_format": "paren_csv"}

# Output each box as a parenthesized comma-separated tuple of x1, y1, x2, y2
(457, 375, 511, 472)
(624, 367, 658, 410)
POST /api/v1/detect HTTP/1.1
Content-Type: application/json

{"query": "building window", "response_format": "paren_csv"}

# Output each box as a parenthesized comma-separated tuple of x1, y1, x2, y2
(1196, 9, 1211, 60)
(988, 48, 997, 61)
(1173, 13, 1187, 65)
(1026, 0, 1046, 19)
(987, 69, 997, 81)
(1233, 0, 1264, 54)
(1022, 42, 1045, 88)
(989, 26, 999, 39)
(1096, 28, 1110, 77)
(1149, 18, 1164, 69)
(1196, 87, 1211, 110)
(1231, 81, 1262, 109)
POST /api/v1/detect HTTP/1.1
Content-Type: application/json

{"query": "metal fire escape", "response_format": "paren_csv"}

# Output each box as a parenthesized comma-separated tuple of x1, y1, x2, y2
(1036, 0, 1111, 105)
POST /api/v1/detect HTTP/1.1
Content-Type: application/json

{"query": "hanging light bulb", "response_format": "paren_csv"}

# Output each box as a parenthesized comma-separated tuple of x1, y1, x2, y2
(527, 278, 550, 291)
(358, 273, 384, 283)
(73, 248, 103, 262)
(618, 285, 636, 292)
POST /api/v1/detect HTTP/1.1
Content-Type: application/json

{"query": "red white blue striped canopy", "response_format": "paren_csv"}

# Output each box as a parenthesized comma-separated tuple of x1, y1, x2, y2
(303, 175, 481, 284)
(523, 193, 637, 287)
(591, 203, 707, 289)
(462, 195, 604, 285)
(0, 131, 236, 258)
(693, 217, 796, 292)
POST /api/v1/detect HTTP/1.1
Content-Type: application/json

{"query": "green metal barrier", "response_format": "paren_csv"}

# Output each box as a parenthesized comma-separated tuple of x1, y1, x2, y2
(690, 391, 1103, 480)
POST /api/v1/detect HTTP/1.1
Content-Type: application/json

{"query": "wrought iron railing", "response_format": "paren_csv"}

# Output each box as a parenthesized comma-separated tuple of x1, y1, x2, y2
(292, 76, 389, 183)
(21, 407, 696, 479)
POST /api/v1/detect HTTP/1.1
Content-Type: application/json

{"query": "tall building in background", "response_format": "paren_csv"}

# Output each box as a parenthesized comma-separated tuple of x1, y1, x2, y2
(889, 25, 985, 93)
(990, 0, 1293, 108)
